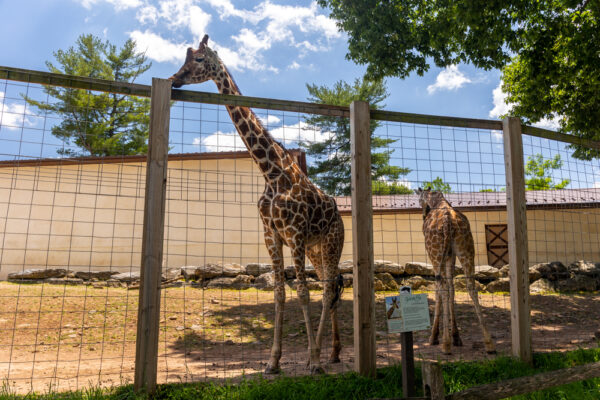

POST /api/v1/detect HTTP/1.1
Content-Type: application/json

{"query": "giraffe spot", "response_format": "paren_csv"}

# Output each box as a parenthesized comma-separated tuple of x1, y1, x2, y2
(259, 137, 270, 148)
(246, 136, 257, 146)
(254, 148, 266, 159)
(238, 121, 249, 135)
(223, 79, 230, 88)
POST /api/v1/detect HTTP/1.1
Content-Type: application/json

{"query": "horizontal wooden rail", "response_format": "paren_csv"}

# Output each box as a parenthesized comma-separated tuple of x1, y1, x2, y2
(2, 65, 600, 149)
(522, 124, 600, 150)
(448, 361, 600, 400)
(0, 66, 151, 97)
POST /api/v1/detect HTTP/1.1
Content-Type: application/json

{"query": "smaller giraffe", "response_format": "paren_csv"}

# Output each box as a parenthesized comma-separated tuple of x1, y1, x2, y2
(417, 188, 495, 354)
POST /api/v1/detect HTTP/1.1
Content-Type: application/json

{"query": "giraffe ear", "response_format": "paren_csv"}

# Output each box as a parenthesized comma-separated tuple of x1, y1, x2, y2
(416, 188, 422, 194)
(426, 187, 431, 192)
(200, 34, 209, 47)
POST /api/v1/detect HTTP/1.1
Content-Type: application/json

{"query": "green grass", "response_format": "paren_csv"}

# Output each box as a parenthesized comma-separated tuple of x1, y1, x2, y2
(2, 347, 600, 400)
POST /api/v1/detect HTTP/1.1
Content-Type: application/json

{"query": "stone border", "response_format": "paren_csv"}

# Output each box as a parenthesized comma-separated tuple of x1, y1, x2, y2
(5, 260, 600, 293)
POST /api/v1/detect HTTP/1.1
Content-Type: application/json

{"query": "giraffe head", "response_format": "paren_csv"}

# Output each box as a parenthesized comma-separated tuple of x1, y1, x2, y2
(416, 187, 446, 217)
(169, 35, 222, 88)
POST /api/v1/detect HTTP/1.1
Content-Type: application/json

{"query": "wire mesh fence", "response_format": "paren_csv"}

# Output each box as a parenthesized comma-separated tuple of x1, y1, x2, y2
(522, 135, 600, 355)
(1, 67, 600, 393)
(0, 77, 147, 392)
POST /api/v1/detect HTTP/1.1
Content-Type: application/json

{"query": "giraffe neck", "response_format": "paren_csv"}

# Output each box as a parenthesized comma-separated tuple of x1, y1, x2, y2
(428, 194, 451, 210)
(212, 62, 300, 185)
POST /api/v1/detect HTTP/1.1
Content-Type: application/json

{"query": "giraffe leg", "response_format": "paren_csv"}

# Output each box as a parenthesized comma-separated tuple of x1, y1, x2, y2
(440, 271, 452, 354)
(308, 218, 344, 365)
(429, 279, 442, 346)
(458, 251, 496, 354)
(264, 229, 285, 375)
(445, 255, 462, 347)
(292, 242, 323, 374)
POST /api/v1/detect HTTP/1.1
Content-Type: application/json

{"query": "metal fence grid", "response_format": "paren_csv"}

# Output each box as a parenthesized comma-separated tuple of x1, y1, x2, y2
(1, 66, 600, 393)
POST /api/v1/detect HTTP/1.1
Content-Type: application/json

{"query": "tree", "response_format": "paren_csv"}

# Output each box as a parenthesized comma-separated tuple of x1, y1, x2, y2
(25, 34, 151, 156)
(372, 180, 413, 195)
(318, 1, 600, 159)
(422, 177, 452, 193)
(301, 77, 410, 196)
(525, 154, 570, 190)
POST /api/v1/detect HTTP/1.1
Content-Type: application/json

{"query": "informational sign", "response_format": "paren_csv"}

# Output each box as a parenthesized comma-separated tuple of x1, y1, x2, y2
(385, 292, 431, 333)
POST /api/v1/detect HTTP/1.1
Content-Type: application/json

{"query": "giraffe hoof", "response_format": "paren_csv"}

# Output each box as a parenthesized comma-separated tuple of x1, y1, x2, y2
(328, 356, 341, 364)
(310, 365, 325, 375)
(486, 349, 497, 355)
(429, 338, 439, 346)
(453, 337, 463, 347)
(264, 364, 281, 375)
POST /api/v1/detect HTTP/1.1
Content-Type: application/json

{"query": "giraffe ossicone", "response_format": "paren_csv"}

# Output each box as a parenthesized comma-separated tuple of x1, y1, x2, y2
(170, 35, 346, 375)
(417, 187, 496, 355)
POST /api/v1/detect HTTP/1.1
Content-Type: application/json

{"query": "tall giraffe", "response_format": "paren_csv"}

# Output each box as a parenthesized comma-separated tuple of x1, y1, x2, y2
(417, 188, 495, 354)
(169, 35, 345, 374)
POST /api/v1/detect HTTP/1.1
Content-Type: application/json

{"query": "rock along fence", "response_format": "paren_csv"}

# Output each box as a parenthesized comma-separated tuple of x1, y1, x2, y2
(7, 259, 600, 293)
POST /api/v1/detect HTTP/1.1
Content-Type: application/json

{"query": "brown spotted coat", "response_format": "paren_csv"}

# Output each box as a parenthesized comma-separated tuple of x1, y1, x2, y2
(170, 35, 345, 374)
(417, 188, 495, 354)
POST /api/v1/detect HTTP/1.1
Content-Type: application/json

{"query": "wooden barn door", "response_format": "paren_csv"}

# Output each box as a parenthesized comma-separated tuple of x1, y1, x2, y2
(485, 224, 509, 267)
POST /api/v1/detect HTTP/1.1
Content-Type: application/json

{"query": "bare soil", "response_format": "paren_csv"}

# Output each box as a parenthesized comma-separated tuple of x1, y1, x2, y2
(0, 282, 598, 393)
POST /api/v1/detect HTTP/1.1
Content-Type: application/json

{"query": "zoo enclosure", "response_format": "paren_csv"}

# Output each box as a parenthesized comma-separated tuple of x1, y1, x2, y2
(1, 66, 600, 393)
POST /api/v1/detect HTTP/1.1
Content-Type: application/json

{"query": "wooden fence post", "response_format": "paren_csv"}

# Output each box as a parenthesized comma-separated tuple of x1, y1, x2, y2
(350, 100, 376, 377)
(502, 117, 532, 364)
(422, 362, 445, 400)
(134, 78, 172, 392)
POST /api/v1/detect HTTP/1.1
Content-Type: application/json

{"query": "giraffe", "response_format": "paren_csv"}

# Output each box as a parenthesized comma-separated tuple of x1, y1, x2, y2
(416, 188, 495, 355)
(169, 35, 345, 374)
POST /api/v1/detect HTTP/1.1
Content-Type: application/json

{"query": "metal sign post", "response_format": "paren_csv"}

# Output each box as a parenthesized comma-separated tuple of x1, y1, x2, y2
(385, 287, 431, 398)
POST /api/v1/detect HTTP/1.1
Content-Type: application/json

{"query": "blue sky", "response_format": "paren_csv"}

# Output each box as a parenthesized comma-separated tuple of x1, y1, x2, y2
(0, 0, 512, 120)
(1, 0, 597, 191)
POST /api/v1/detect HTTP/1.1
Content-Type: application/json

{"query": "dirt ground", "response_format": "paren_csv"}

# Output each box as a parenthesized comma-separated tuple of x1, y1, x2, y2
(1, 282, 599, 393)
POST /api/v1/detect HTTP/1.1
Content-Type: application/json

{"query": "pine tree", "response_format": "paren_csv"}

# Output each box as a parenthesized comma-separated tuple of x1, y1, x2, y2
(25, 34, 151, 156)
(302, 78, 410, 196)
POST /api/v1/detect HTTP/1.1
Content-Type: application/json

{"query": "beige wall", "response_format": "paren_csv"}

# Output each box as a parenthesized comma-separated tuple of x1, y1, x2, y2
(1, 157, 599, 279)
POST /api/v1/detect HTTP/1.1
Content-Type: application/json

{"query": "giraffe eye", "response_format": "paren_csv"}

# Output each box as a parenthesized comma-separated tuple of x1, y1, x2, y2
(195, 57, 204, 63)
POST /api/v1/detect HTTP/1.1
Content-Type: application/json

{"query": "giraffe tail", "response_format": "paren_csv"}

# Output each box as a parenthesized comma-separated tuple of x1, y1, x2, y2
(330, 274, 345, 310)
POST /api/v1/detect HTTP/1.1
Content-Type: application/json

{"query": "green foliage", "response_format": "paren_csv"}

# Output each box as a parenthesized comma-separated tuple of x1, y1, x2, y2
(301, 77, 410, 196)
(372, 180, 413, 195)
(318, 0, 600, 159)
(25, 34, 151, 156)
(422, 177, 452, 193)
(525, 154, 570, 190)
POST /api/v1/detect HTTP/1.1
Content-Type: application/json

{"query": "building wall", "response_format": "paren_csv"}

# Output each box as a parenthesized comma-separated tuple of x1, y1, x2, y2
(1, 157, 599, 279)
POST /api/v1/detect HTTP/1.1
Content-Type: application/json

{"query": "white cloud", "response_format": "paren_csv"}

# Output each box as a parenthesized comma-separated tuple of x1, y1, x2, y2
(129, 30, 189, 64)
(199, 120, 330, 152)
(489, 81, 561, 131)
(490, 130, 503, 142)
(532, 117, 561, 131)
(196, 130, 246, 152)
(427, 65, 472, 94)
(258, 115, 281, 125)
(201, 1, 340, 72)
(0, 92, 34, 130)
(489, 81, 511, 119)
(287, 61, 300, 70)
(136, 5, 158, 24)
(157, 0, 211, 41)
(79, 0, 142, 11)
